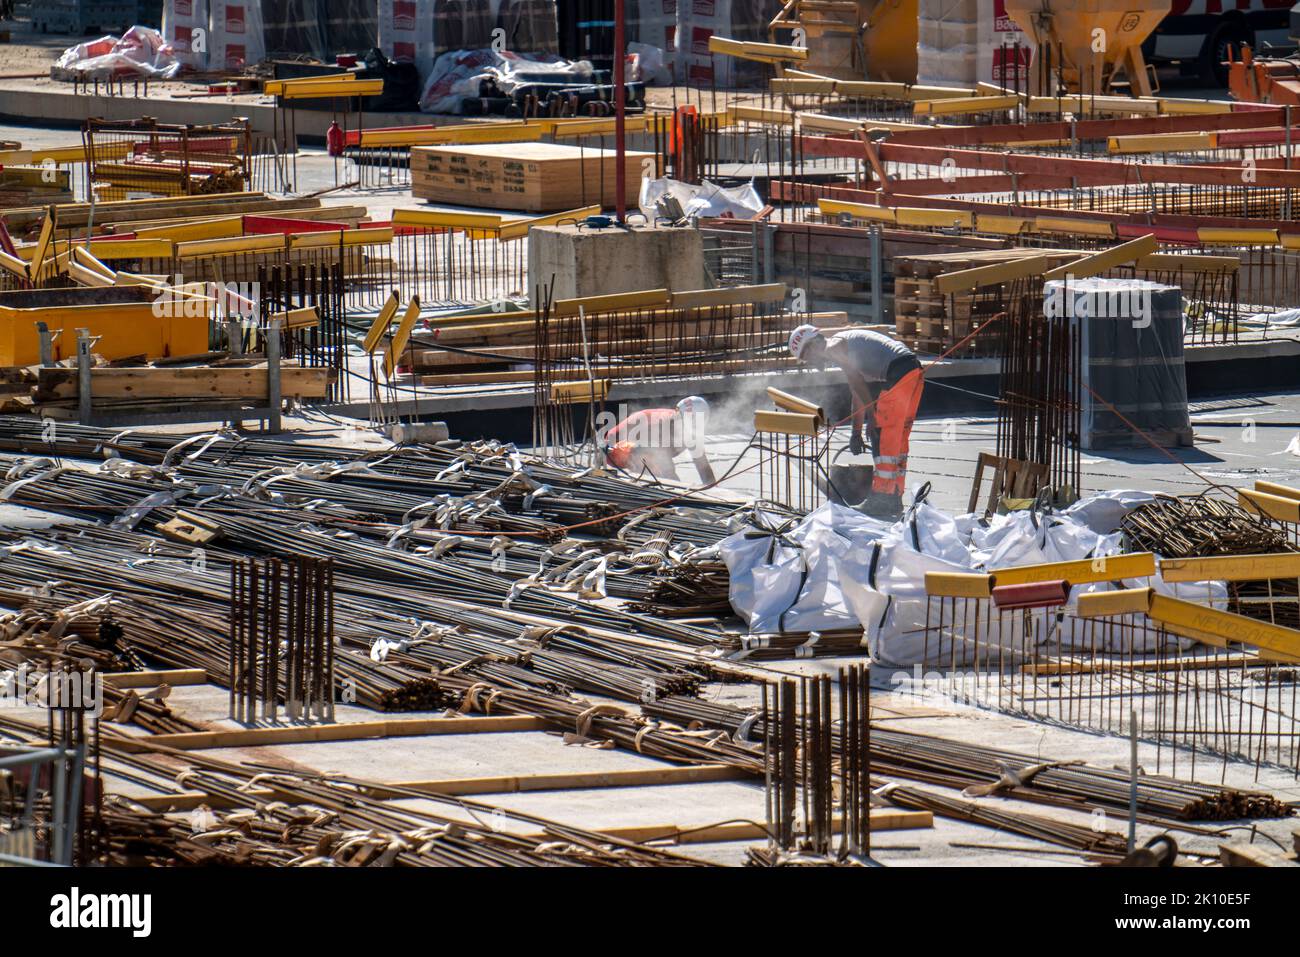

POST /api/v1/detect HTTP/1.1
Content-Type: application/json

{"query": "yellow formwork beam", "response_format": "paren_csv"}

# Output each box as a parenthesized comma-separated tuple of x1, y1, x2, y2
(551, 379, 610, 404)
(907, 84, 980, 100)
(29, 207, 57, 283)
(913, 94, 1020, 116)
(991, 552, 1156, 588)
(553, 288, 671, 317)
(1033, 216, 1116, 238)
(1043, 234, 1159, 282)
(754, 409, 820, 436)
(0, 142, 133, 166)
(797, 112, 867, 134)
(264, 73, 354, 95)
(1026, 95, 1159, 115)
(383, 296, 422, 379)
(1239, 488, 1300, 523)
(362, 291, 401, 357)
(818, 199, 896, 224)
(1107, 132, 1216, 154)
(68, 259, 113, 288)
(267, 78, 384, 100)
(1149, 592, 1300, 662)
(1197, 227, 1279, 246)
(0, 250, 26, 277)
(285, 228, 393, 250)
(895, 207, 973, 229)
(770, 77, 841, 95)
(672, 283, 786, 309)
(394, 208, 505, 230)
(498, 205, 603, 241)
(358, 122, 546, 148)
(975, 215, 1028, 235)
(1135, 252, 1238, 273)
(1160, 553, 1300, 583)
(1157, 98, 1235, 115)
(934, 255, 1051, 296)
(1076, 587, 1152, 618)
(71, 245, 115, 281)
(135, 216, 245, 242)
(924, 571, 993, 599)
(731, 104, 796, 126)
(709, 36, 809, 63)
(1256, 480, 1300, 501)
(545, 115, 656, 138)
(177, 234, 285, 259)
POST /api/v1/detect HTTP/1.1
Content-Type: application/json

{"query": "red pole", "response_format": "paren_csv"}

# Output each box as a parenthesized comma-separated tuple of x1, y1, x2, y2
(614, 0, 626, 222)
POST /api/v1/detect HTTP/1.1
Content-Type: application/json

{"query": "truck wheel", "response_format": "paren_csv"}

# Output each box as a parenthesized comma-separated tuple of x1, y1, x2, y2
(1200, 20, 1252, 87)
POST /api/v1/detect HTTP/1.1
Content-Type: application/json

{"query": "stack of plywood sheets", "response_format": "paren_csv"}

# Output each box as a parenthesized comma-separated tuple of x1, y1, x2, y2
(411, 142, 654, 213)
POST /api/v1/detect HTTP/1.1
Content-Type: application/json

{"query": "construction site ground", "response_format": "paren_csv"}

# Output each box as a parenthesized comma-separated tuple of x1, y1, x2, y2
(5, 395, 1299, 867)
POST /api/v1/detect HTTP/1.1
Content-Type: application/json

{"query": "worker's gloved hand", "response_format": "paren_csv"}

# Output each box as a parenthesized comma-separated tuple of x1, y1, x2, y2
(848, 432, 865, 456)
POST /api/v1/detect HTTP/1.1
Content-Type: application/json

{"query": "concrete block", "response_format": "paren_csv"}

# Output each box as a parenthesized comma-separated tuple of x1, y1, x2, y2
(386, 421, 451, 444)
(527, 223, 708, 303)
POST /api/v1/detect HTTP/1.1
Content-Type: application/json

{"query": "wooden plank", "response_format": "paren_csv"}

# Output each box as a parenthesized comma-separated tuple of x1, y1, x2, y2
(1220, 842, 1299, 867)
(670, 283, 787, 309)
(121, 764, 755, 812)
(517, 809, 933, 845)
(37, 367, 334, 401)
(102, 668, 208, 689)
(118, 715, 549, 752)
(1042, 234, 1159, 281)
(935, 255, 1052, 296)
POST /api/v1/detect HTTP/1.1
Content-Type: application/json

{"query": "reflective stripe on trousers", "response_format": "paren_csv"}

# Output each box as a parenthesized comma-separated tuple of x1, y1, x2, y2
(871, 368, 924, 495)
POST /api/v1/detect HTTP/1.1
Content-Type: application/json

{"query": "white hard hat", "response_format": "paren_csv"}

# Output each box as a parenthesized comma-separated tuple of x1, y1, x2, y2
(676, 396, 709, 418)
(788, 323, 820, 359)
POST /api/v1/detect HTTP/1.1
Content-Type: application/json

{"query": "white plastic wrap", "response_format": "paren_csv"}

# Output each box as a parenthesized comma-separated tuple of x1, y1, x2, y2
(54, 27, 184, 80)
(418, 47, 594, 114)
(639, 176, 762, 220)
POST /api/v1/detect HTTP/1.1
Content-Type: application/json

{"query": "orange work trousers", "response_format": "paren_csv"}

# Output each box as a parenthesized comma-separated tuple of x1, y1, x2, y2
(871, 368, 924, 495)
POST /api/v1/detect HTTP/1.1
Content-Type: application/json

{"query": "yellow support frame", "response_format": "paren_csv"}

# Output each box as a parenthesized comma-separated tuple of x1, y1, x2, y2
(753, 409, 819, 436)
(1042, 234, 1159, 282)
(1160, 553, 1300, 583)
(1239, 488, 1300, 523)
(383, 296, 422, 379)
(934, 255, 1051, 296)
(553, 288, 671, 318)
(990, 552, 1156, 588)
(363, 291, 401, 356)
(498, 205, 603, 242)
(1033, 216, 1116, 238)
(817, 198, 896, 224)
(924, 572, 994, 599)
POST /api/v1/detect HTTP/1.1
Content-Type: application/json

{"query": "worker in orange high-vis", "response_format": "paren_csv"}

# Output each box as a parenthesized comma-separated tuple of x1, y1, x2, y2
(789, 324, 924, 518)
(603, 396, 718, 485)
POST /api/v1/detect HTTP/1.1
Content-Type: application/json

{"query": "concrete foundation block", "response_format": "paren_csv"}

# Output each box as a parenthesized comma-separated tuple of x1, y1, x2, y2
(527, 223, 708, 302)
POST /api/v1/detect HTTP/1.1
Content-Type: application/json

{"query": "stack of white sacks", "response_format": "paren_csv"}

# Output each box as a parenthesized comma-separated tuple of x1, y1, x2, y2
(718, 491, 1225, 665)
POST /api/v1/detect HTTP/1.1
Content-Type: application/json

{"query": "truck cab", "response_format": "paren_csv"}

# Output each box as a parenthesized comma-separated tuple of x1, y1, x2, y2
(1144, 0, 1293, 84)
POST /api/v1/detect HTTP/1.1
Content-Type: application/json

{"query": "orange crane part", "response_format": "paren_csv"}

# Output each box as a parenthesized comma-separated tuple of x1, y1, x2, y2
(1227, 45, 1300, 106)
